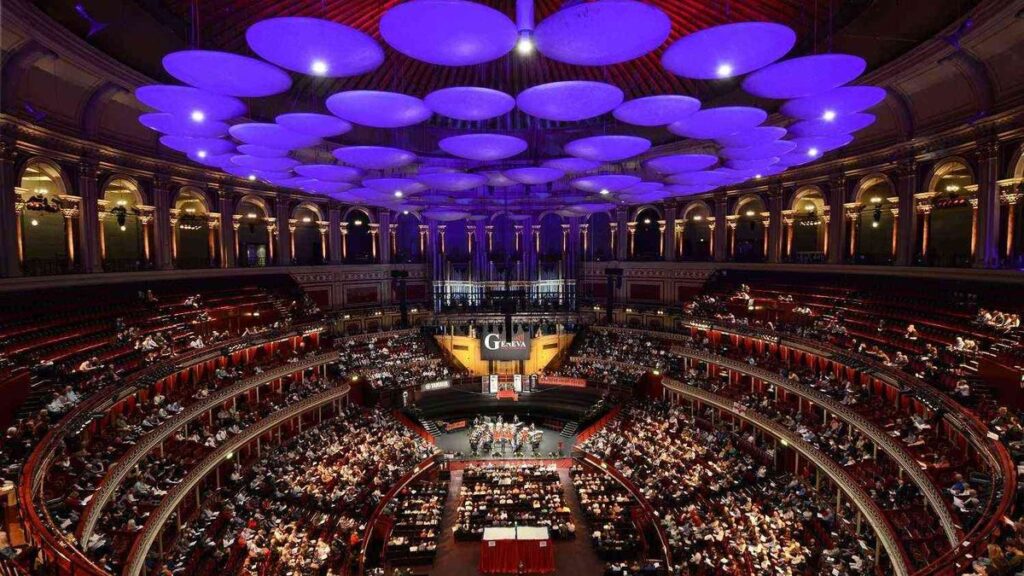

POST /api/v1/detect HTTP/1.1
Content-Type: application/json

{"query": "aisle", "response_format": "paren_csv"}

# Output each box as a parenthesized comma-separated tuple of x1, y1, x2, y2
(422, 467, 606, 576)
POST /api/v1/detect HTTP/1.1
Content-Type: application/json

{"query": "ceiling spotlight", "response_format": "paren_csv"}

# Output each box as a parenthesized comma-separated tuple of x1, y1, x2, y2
(310, 59, 329, 76)
(599, 188, 610, 195)
(248, 174, 257, 181)
(872, 221, 879, 228)
(402, 210, 410, 215)
(302, 216, 312, 223)
(516, 31, 535, 55)
(716, 63, 734, 78)
(745, 210, 755, 217)
(190, 110, 205, 123)
(196, 150, 208, 159)
(394, 191, 404, 198)
(247, 212, 258, 219)
(643, 218, 651, 224)
(120, 225, 127, 231)
(807, 147, 820, 158)
(755, 173, 762, 179)
(30, 219, 39, 226)
(693, 214, 703, 221)
(822, 109, 837, 122)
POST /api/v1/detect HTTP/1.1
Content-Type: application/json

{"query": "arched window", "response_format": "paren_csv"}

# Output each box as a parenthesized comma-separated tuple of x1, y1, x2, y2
(587, 212, 612, 261)
(237, 196, 270, 267)
(925, 160, 975, 267)
(681, 203, 712, 262)
(344, 209, 373, 263)
(292, 204, 325, 265)
(732, 196, 766, 262)
(852, 177, 895, 265)
(18, 159, 72, 275)
(788, 188, 827, 264)
(537, 213, 563, 279)
(174, 187, 214, 268)
(393, 211, 422, 263)
(632, 208, 661, 260)
(102, 177, 148, 272)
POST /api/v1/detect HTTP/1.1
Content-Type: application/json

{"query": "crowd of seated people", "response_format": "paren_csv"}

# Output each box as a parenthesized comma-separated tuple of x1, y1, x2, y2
(580, 401, 873, 576)
(454, 464, 574, 541)
(382, 478, 448, 567)
(570, 463, 640, 562)
(557, 329, 664, 384)
(338, 333, 456, 391)
(163, 407, 437, 576)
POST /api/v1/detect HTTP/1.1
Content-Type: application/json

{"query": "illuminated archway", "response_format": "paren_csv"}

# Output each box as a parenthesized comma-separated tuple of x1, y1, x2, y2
(236, 195, 270, 267)
(732, 195, 766, 262)
(788, 187, 827, 263)
(17, 158, 73, 275)
(101, 176, 148, 271)
(680, 201, 712, 261)
(173, 187, 215, 268)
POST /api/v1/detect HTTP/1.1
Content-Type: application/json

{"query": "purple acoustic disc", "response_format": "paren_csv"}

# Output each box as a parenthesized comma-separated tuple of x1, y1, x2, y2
(713, 168, 761, 184)
(326, 91, 431, 128)
(363, 178, 428, 195)
(188, 151, 235, 168)
(666, 171, 731, 186)
(481, 171, 518, 187)
(570, 203, 616, 215)
(789, 135, 855, 157)
(645, 154, 718, 174)
(276, 113, 352, 138)
(667, 106, 767, 139)
(422, 209, 472, 222)
(661, 22, 796, 79)
(719, 140, 797, 161)
(302, 180, 356, 195)
(725, 157, 779, 171)
(571, 174, 641, 193)
(715, 126, 788, 147)
(759, 165, 789, 177)
(236, 144, 289, 158)
(163, 50, 291, 97)
(517, 81, 624, 122)
(229, 123, 323, 150)
(665, 184, 718, 196)
(294, 164, 364, 182)
(139, 113, 229, 138)
(780, 86, 887, 120)
(273, 177, 318, 188)
(438, 134, 528, 161)
(416, 171, 488, 192)
(504, 167, 565, 185)
(135, 85, 246, 121)
(159, 135, 235, 156)
(223, 166, 291, 181)
(230, 155, 299, 171)
(542, 157, 601, 173)
(620, 191, 669, 204)
(742, 54, 867, 99)
(621, 181, 664, 195)
(565, 135, 651, 162)
(246, 17, 383, 77)
(425, 87, 516, 121)
(613, 95, 701, 127)
(380, 0, 516, 66)
(534, 0, 670, 66)
(332, 147, 416, 170)
(788, 113, 876, 137)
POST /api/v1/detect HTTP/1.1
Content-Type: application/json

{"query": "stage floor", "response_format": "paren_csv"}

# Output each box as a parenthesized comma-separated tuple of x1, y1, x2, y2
(435, 423, 575, 461)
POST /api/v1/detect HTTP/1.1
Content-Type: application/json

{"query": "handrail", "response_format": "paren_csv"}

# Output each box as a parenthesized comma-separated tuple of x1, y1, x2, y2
(121, 384, 351, 576)
(574, 450, 672, 570)
(77, 350, 341, 545)
(659, 377, 912, 576)
(16, 324, 323, 576)
(592, 325, 962, 547)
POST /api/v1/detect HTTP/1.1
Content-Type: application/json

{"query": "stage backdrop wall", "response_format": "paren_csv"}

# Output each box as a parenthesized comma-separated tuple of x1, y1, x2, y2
(436, 333, 574, 376)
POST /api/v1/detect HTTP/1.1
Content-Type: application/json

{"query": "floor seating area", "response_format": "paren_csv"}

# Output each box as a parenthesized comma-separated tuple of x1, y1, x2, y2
(383, 478, 449, 567)
(455, 464, 573, 542)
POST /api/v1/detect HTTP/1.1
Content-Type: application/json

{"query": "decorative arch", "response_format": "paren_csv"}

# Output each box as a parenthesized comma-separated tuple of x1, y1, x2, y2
(791, 185, 827, 210)
(292, 201, 324, 222)
(174, 186, 210, 214)
(630, 204, 662, 222)
(101, 175, 145, 207)
(342, 205, 374, 223)
(853, 174, 895, 204)
(236, 194, 270, 218)
(344, 207, 375, 263)
(681, 200, 711, 220)
(733, 194, 765, 216)
(17, 157, 74, 274)
(173, 187, 214, 268)
(925, 157, 976, 192)
(536, 210, 564, 224)
(1009, 143, 1024, 180)
(17, 157, 70, 197)
(100, 176, 147, 270)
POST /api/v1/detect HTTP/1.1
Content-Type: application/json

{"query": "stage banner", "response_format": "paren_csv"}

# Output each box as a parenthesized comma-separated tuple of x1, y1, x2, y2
(480, 330, 531, 360)
(513, 374, 523, 392)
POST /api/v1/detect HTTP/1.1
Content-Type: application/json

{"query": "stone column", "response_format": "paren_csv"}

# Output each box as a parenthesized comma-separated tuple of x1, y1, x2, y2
(377, 210, 391, 264)
(713, 192, 728, 261)
(1005, 193, 1021, 262)
(663, 201, 677, 261)
(614, 207, 628, 260)
(782, 211, 795, 259)
(275, 195, 291, 266)
(60, 204, 80, 269)
(969, 197, 980, 259)
(0, 131, 20, 277)
(326, 207, 342, 264)
(726, 216, 738, 258)
(626, 222, 637, 259)
(77, 159, 102, 273)
(845, 204, 861, 259)
(917, 199, 934, 260)
(767, 186, 783, 263)
(827, 175, 847, 264)
(217, 189, 236, 268)
(889, 206, 900, 260)
(152, 177, 173, 270)
(974, 137, 1000, 268)
(895, 159, 918, 266)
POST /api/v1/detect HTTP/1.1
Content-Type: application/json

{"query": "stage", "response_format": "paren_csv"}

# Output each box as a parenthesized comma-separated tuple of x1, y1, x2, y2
(434, 419, 575, 461)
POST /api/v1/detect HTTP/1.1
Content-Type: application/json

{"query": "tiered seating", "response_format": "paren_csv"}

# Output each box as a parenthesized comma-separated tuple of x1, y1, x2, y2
(571, 462, 640, 561)
(383, 478, 448, 566)
(455, 464, 573, 541)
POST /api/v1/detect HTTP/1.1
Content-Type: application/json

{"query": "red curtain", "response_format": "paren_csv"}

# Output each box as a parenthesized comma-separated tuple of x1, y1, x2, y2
(480, 539, 555, 574)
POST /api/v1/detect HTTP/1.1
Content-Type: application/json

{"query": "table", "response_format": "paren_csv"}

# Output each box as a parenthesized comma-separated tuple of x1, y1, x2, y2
(480, 526, 555, 574)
